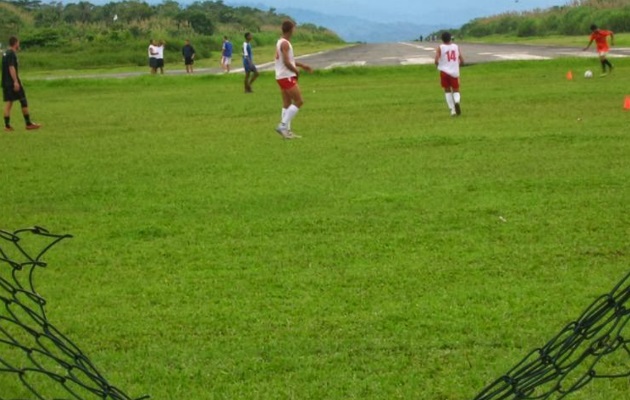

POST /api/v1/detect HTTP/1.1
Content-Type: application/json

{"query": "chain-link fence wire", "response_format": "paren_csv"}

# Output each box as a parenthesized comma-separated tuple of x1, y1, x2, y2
(474, 270, 630, 399)
(0, 226, 149, 400)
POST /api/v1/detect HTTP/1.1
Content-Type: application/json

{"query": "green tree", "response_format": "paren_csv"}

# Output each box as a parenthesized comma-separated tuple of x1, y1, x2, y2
(155, 0, 180, 18)
(186, 10, 213, 35)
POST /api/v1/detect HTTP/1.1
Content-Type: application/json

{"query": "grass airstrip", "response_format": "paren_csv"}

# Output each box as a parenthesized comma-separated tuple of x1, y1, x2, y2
(1, 55, 629, 399)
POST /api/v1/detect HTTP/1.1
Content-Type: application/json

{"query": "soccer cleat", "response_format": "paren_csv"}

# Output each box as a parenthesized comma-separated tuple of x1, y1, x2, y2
(4, 125, 14, 132)
(26, 123, 41, 130)
(275, 124, 292, 139)
(454, 103, 461, 116)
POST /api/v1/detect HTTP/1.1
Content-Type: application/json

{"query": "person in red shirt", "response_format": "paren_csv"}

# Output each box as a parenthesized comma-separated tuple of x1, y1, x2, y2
(583, 24, 614, 76)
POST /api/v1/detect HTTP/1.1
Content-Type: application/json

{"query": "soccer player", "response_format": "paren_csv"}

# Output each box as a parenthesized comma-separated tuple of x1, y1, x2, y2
(583, 24, 614, 76)
(182, 39, 195, 74)
(2, 36, 41, 132)
(435, 31, 464, 117)
(274, 20, 312, 139)
(242, 32, 259, 93)
(221, 36, 233, 73)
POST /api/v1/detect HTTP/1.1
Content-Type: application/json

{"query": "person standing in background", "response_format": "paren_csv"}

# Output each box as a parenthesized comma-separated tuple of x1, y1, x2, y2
(148, 39, 158, 74)
(2, 36, 41, 132)
(221, 36, 233, 73)
(182, 39, 195, 73)
(242, 32, 258, 93)
(156, 40, 165, 74)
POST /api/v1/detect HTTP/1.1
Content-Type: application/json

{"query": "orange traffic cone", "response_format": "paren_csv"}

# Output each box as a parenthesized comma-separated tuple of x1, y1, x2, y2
(566, 70, 573, 80)
(624, 96, 630, 111)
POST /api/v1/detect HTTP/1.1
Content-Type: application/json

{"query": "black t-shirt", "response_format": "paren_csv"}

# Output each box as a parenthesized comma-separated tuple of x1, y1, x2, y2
(182, 44, 195, 59)
(2, 49, 19, 87)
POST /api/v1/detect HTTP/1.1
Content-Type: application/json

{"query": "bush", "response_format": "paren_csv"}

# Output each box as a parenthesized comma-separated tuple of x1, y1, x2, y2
(517, 18, 539, 37)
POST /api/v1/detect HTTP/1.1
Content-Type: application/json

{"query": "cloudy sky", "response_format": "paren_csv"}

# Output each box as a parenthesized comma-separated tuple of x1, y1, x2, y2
(228, 0, 569, 25)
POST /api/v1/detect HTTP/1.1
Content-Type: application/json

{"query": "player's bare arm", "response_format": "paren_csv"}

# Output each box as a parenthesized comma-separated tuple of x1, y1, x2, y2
(434, 47, 441, 66)
(296, 62, 312, 73)
(281, 41, 299, 75)
(9, 65, 19, 91)
(583, 39, 593, 51)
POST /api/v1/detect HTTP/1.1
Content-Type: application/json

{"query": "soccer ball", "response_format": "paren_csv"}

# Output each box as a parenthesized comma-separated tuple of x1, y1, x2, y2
(584, 70, 593, 79)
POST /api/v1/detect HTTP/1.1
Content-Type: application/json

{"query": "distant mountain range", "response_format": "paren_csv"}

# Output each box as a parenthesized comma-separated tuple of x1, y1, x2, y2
(225, 2, 446, 42)
(281, 8, 443, 43)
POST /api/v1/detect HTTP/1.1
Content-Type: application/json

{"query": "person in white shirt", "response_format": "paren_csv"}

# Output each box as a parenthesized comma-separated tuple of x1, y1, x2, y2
(156, 40, 165, 74)
(434, 32, 464, 116)
(274, 20, 312, 139)
(148, 39, 158, 74)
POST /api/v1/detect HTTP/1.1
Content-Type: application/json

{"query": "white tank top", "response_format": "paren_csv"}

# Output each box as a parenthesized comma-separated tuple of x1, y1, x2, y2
(275, 38, 296, 80)
(437, 43, 460, 78)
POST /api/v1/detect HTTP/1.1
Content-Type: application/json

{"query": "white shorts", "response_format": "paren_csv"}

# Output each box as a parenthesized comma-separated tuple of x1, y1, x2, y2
(222, 56, 232, 65)
(598, 51, 608, 57)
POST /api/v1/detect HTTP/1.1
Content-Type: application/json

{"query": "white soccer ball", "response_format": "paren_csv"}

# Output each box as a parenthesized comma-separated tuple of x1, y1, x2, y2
(584, 70, 593, 79)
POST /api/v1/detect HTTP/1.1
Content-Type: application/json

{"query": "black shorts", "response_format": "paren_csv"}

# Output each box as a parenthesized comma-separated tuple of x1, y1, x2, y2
(149, 57, 158, 68)
(184, 57, 194, 65)
(157, 59, 164, 68)
(3, 85, 26, 103)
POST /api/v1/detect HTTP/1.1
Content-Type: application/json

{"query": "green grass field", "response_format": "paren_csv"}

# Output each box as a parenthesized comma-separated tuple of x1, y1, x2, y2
(1, 57, 629, 399)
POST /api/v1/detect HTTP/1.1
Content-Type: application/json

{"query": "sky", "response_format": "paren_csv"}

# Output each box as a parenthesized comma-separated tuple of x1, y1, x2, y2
(228, 0, 569, 26)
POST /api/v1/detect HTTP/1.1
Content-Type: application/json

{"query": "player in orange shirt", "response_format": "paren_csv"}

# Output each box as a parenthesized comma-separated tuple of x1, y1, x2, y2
(583, 24, 614, 76)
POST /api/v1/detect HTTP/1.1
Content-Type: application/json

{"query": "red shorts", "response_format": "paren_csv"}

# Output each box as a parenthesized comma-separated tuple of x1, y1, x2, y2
(440, 71, 460, 90)
(276, 76, 298, 90)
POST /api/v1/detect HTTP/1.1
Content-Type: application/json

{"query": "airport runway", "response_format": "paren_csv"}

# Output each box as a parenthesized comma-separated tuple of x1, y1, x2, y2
(46, 42, 630, 79)
(280, 41, 630, 70)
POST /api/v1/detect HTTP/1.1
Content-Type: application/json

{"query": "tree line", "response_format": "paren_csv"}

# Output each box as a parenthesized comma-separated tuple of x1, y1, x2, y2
(458, 0, 630, 38)
(0, 0, 342, 69)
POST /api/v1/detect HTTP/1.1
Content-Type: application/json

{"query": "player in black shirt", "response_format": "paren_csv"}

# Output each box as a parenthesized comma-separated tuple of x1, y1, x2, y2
(2, 36, 41, 132)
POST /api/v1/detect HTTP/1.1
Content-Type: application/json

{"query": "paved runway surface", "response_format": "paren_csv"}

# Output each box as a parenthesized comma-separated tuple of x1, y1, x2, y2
(284, 42, 630, 70)
(50, 42, 630, 79)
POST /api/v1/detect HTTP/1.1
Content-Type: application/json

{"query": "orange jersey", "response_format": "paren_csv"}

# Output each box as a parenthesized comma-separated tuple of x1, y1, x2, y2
(590, 29, 613, 52)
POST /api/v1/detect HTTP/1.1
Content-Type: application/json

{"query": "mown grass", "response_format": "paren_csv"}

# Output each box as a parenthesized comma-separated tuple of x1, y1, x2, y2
(20, 41, 350, 78)
(1, 57, 629, 399)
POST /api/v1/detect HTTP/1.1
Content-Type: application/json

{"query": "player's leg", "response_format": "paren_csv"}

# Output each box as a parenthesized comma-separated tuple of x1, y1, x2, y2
(452, 77, 461, 116)
(282, 85, 303, 132)
(444, 88, 455, 115)
(248, 67, 259, 89)
(275, 89, 293, 138)
(604, 57, 613, 73)
(598, 53, 612, 75)
(440, 72, 455, 115)
(19, 96, 40, 130)
(244, 70, 251, 92)
(3, 100, 14, 131)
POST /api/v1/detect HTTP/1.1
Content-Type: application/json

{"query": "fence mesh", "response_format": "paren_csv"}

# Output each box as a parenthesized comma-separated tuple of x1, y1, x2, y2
(0, 226, 148, 400)
(474, 270, 630, 399)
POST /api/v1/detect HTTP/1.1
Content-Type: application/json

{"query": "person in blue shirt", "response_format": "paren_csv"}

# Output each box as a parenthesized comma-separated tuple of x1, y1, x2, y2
(221, 36, 233, 73)
(242, 32, 259, 93)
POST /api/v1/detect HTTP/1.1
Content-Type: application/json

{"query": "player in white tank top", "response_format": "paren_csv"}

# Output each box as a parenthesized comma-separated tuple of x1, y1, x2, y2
(274, 20, 313, 139)
(434, 32, 464, 116)
(275, 38, 295, 80)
